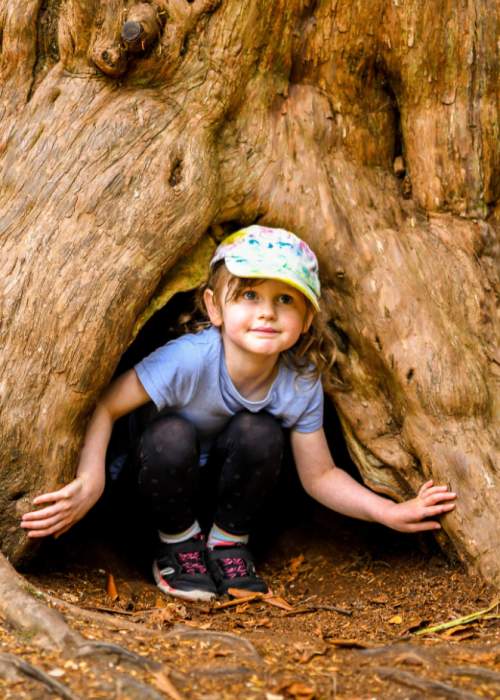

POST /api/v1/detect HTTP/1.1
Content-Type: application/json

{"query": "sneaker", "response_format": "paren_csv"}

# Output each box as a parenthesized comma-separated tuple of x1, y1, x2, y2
(207, 544, 269, 595)
(153, 535, 217, 602)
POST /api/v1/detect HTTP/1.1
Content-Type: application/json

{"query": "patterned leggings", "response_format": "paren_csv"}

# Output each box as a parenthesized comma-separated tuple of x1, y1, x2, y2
(133, 411, 285, 536)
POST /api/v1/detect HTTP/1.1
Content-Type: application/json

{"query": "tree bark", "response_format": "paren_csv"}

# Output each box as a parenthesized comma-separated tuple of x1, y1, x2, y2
(0, 1, 498, 584)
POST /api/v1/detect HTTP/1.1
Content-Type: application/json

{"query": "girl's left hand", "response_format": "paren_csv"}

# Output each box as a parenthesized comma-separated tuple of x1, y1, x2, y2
(383, 480, 456, 533)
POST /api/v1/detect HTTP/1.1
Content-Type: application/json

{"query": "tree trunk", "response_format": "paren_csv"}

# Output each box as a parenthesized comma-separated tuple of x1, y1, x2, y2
(0, 1, 498, 584)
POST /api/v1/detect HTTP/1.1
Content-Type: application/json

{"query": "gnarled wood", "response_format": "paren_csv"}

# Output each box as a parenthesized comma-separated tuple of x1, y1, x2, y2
(0, 0, 498, 587)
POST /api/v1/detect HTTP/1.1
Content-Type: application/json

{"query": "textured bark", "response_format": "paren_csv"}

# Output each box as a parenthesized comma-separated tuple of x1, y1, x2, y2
(0, 1, 498, 585)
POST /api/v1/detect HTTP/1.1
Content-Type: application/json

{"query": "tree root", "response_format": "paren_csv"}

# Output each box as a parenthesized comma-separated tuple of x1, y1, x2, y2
(75, 640, 163, 671)
(0, 553, 82, 650)
(447, 665, 500, 684)
(166, 624, 262, 661)
(0, 651, 81, 700)
(375, 667, 484, 700)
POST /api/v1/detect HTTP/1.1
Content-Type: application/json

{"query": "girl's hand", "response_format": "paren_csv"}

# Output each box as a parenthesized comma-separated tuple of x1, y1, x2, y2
(383, 480, 456, 533)
(20, 475, 104, 539)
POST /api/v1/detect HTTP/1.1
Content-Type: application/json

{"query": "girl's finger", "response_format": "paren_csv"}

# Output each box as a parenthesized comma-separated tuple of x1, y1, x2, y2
(21, 502, 67, 521)
(21, 513, 65, 531)
(424, 503, 456, 516)
(407, 520, 442, 533)
(423, 492, 456, 505)
(27, 522, 69, 538)
(32, 490, 68, 505)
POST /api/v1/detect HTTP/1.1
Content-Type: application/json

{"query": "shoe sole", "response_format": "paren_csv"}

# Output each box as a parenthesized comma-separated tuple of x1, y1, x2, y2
(152, 561, 217, 602)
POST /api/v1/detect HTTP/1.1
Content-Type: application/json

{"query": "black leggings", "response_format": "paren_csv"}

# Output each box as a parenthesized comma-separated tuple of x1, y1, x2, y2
(133, 411, 285, 536)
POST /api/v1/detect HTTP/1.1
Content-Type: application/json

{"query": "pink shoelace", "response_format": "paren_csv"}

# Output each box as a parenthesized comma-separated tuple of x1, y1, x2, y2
(219, 556, 248, 579)
(177, 551, 208, 575)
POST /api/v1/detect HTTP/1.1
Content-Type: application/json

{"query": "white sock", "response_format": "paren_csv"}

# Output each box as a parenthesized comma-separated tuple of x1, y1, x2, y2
(207, 523, 249, 549)
(158, 521, 201, 544)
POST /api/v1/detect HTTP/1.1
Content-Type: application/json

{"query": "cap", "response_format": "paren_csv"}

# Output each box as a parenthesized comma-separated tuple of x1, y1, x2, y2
(210, 225, 320, 310)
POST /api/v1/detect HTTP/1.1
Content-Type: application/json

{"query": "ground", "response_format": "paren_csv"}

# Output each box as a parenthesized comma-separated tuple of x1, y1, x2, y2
(1, 507, 498, 699)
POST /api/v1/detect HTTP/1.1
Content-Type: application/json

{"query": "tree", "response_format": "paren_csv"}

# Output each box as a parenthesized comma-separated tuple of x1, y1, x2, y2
(0, 0, 498, 597)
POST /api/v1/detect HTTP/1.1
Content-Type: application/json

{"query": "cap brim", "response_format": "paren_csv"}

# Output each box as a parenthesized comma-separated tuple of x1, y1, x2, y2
(224, 258, 320, 311)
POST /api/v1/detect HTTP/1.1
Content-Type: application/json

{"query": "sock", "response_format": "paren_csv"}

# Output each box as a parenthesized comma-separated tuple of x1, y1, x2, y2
(158, 521, 201, 544)
(207, 523, 249, 549)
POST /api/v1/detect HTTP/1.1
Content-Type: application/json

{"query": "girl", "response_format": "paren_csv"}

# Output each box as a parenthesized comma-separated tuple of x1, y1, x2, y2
(21, 226, 456, 601)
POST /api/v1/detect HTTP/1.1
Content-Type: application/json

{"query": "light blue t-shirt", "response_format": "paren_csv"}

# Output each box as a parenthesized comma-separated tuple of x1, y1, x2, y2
(135, 326, 323, 464)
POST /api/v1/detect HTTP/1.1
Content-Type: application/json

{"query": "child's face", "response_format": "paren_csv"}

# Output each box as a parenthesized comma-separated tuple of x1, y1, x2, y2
(204, 277, 313, 360)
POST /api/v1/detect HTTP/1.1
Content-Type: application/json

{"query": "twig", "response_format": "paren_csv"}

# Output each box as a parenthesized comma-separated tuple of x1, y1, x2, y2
(0, 652, 81, 700)
(376, 667, 483, 700)
(284, 604, 352, 617)
(414, 600, 499, 636)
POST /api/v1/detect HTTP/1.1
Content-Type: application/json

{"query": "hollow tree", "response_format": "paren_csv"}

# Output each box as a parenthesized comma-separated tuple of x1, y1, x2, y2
(0, 0, 498, 589)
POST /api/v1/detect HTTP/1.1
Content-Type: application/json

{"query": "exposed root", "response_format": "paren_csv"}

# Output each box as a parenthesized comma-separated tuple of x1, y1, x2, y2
(447, 665, 500, 684)
(0, 553, 82, 650)
(166, 624, 262, 661)
(75, 640, 162, 671)
(375, 667, 484, 700)
(0, 651, 81, 700)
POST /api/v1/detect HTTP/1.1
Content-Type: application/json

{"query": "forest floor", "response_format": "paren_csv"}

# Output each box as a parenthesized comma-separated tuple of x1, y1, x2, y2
(2, 509, 499, 699)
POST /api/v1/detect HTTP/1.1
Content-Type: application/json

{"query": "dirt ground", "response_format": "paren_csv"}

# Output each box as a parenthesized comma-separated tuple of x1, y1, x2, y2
(1, 506, 498, 700)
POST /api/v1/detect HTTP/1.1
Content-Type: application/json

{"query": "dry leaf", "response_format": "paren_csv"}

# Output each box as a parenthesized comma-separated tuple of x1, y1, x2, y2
(153, 670, 184, 700)
(323, 637, 372, 649)
(297, 647, 328, 664)
(388, 614, 403, 625)
(264, 595, 294, 611)
(370, 594, 389, 604)
(228, 587, 265, 599)
(106, 573, 118, 601)
(280, 681, 315, 699)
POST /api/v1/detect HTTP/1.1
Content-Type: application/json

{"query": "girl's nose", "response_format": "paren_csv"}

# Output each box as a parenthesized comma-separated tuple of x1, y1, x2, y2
(258, 299, 276, 318)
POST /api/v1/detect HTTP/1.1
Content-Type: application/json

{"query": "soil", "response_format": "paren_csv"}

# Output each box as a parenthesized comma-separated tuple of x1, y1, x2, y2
(1, 508, 498, 699)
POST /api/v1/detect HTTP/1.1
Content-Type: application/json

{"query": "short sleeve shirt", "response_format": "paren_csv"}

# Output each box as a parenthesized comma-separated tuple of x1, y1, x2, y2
(135, 326, 323, 463)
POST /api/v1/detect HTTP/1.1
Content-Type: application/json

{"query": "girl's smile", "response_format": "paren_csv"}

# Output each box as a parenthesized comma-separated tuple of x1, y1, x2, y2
(204, 278, 313, 361)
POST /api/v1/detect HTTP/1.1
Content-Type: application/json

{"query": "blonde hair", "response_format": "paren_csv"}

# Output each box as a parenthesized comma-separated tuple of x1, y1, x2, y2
(192, 262, 341, 391)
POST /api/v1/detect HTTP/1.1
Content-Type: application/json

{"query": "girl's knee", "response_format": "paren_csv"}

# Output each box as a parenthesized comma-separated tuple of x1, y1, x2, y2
(138, 415, 198, 467)
(227, 411, 284, 461)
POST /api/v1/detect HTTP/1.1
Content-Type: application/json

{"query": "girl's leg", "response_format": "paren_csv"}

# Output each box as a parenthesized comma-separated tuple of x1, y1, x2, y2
(205, 411, 285, 593)
(135, 415, 217, 601)
(136, 415, 200, 534)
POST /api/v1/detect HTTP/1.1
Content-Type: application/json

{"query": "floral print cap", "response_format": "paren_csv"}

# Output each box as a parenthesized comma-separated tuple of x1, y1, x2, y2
(210, 225, 320, 310)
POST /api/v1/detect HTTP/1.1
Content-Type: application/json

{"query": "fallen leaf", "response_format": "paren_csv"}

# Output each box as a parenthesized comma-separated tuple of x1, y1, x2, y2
(228, 587, 265, 599)
(153, 670, 184, 700)
(323, 637, 372, 649)
(297, 647, 328, 664)
(264, 595, 294, 611)
(106, 573, 118, 601)
(280, 681, 315, 699)
(289, 554, 305, 575)
(370, 594, 389, 604)
(48, 668, 65, 678)
(147, 608, 175, 627)
(388, 614, 403, 625)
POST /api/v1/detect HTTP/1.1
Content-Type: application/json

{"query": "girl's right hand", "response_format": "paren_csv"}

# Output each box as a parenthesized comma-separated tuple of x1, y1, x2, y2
(20, 474, 104, 539)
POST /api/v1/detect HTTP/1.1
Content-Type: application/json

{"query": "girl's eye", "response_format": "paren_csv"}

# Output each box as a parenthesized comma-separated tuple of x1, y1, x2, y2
(278, 294, 294, 304)
(242, 290, 257, 301)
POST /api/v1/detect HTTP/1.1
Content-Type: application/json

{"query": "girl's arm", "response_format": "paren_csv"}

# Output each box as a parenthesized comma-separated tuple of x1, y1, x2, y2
(291, 428, 456, 532)
(21, 369, 150, 539)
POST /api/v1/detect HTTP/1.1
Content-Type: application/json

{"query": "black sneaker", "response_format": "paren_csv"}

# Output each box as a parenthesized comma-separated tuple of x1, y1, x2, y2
(207, 544, 269, 595)
(153, 535, 217, 602)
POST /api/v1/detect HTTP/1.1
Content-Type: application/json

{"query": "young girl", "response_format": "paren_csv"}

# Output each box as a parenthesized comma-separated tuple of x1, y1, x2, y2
(21, 226, 456, 601)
